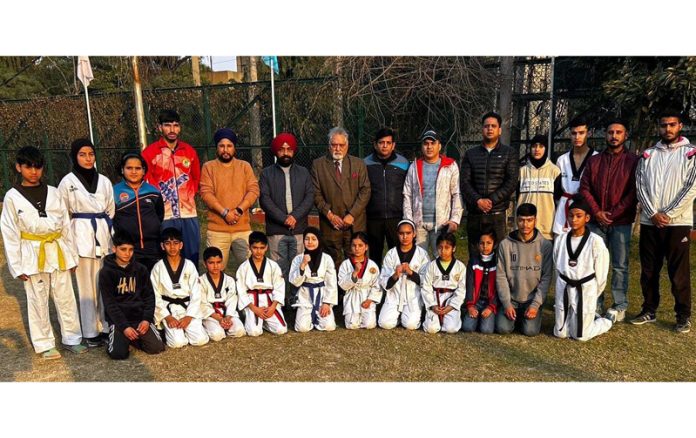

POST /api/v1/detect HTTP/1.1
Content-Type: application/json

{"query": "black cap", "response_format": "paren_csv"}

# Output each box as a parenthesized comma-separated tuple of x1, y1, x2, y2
(420, 130, 439, 143)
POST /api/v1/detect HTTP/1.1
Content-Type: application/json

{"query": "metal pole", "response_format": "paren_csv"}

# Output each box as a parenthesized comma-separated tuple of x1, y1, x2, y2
(132, 56, 148, 150)
(548, 57, 556, 158)
(270, 59, 277, 137)
(83, 81, 94, 144)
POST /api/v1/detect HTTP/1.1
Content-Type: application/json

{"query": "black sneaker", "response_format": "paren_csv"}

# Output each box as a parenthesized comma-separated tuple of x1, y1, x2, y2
(630, 311, 656, 325)
(675, 318, 691, 334)
(85, 336, 104, 348)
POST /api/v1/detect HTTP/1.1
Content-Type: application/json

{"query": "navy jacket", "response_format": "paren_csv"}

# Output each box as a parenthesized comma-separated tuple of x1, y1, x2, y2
(259, 163, 314, 236)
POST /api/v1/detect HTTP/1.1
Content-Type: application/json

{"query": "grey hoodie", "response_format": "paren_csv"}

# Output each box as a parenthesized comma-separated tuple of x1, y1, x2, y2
(496, 229, 553, 310)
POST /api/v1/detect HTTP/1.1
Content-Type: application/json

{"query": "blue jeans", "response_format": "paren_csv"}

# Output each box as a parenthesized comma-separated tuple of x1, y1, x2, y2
(462, 301, 495, 334)
(588, 223, 631, 312)
(495, 300, 542, 336)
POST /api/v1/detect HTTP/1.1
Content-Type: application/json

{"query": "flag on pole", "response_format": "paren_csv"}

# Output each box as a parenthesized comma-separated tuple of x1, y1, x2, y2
(262, 56, 279, 75)
(77, 56, 94, 87)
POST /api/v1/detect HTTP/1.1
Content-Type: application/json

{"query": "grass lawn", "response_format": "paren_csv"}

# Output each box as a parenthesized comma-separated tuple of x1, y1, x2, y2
(1, 219, 695, 382)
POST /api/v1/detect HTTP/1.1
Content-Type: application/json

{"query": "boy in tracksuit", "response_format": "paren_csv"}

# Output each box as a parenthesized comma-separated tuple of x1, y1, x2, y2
(99, 231, 165, 359)
(496, 203, 553, 336)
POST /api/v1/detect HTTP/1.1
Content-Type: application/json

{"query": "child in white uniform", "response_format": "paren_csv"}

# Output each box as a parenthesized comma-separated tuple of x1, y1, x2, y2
(337, 232, 382, 329)
(289, 227, 338, 332)
(199, 246, 246, 340)
(236, 231, 287, 336)
(1, 147, 86, 359)
(378, 219, 430, 330)
(151, 227, 209, 348)
(58, 138, 114, 347)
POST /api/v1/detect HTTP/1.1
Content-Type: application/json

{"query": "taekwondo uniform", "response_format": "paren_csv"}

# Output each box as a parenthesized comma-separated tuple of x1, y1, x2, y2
(421, 257, 467, 333)
(552, 149, 597, 235)
(1, 184, 82, 353)
(58, 171, 114, 339)
(553, 229, 612, 341)
(199, 272, 246, 340)
(236, 257, 287, 336)
(289, 252, 338, 332)
(378, 246, 430, 330)
(337, 257, 382, 330)
(151, 258, 209, 348)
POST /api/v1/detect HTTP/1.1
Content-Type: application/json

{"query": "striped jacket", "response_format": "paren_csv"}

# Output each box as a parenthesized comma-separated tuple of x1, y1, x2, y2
(636, 137, 696, 226)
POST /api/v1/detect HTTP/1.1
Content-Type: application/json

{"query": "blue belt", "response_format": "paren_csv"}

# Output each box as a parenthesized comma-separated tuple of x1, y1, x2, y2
(72, 212, 113, 251)
(302, 281, 325, 325)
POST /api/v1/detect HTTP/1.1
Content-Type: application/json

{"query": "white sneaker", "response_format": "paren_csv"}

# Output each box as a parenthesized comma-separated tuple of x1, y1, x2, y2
(606, 308, 625, 323)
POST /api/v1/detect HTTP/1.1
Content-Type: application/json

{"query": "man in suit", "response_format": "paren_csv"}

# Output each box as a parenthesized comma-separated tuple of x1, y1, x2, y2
(311, 127, 371, 266)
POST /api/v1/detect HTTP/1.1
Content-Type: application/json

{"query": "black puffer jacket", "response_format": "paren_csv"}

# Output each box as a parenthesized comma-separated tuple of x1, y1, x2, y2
(460, 143, 520, 214)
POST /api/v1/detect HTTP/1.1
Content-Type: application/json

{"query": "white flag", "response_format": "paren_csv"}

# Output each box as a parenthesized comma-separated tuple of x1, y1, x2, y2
(77, 56, 94, 87)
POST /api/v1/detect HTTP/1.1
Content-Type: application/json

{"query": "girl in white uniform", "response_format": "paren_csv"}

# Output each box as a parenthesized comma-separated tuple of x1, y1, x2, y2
(199, 247, 246, 340)
(1, 146, 85, 359)
(553, 196, 612, 341)
(337, 232, 382, 329)
(421, 232, 467, 333)
(378, 219, 430, 330)
(236, 231, 287, 336)
(289, 227, 337, 332)
(151, 227, 209, 348)
(58, 138, 114, 347)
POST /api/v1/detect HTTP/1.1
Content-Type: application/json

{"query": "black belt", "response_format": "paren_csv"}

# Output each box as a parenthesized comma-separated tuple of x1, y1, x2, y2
(162, 295, 190, 316)
(559, 273, 596, 339)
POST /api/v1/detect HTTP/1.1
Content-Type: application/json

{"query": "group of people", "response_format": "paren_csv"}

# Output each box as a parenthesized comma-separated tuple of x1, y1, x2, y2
(2, 107, 694, 361)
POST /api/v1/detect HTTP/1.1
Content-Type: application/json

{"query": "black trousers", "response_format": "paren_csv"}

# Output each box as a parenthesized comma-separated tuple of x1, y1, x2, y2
(106, 323, 165, 360)
(365, 218, 401, 266)
(639, 225, 692, 319)
(466, 212, 507, 257)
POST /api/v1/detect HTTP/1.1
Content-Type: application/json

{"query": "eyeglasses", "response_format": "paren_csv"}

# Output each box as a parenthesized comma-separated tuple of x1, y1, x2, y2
(330, 143, 347, 148)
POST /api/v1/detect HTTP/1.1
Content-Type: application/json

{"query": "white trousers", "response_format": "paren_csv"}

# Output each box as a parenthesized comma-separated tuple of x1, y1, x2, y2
(24, 270, 82, 353)
(423, 308, 462, 334)
(243, 307, 288, 336)
(294, 306, 336, 332)
(378, 300, 422, 330)
(554, 283, 612, 341)
(75, 256, 108, 338)
(163, 318, 209, 348)
(203, 316, 246, 341)
(344, 309, 377, 330)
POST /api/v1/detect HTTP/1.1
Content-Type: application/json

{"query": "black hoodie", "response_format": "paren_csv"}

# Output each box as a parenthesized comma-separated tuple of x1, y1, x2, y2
(98, 253, 156, 331)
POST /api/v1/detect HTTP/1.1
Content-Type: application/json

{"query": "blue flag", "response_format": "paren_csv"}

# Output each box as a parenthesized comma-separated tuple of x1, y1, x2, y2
(262, 56, 279, 75)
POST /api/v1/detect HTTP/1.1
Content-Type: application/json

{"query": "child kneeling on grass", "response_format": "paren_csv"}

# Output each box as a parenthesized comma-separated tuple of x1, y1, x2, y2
(236, 231, 287, 336)
(289, 227, 338, 332)
(99, 231, 164, 359)
(199, 246, 246, 340)
(151, 227, 209, 348)
(421, 232, 467, 334)
(553, 195, 612, 341)
(337, 232, 382, 329)
(462, 226, 498, 334)
(378, 219, 430, 330)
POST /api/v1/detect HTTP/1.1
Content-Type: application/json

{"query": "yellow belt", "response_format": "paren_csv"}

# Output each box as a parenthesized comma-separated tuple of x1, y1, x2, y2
(20, 231, 66, 271)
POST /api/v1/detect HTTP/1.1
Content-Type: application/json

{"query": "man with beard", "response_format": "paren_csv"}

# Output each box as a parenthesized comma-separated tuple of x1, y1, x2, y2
(579, 118, 639, 322)
(142, 109, 201, 267)
(631, 109, 696, 333)
(200, 128, 260, 274)
(259, 133, 314, 286)
(311, 127, 371, 266)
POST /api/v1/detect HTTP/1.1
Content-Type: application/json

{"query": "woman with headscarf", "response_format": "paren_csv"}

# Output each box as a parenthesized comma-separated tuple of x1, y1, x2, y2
(517, 134, 561, 240)
(288, 227, 338, 332)
(57, 138, 115, 347)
